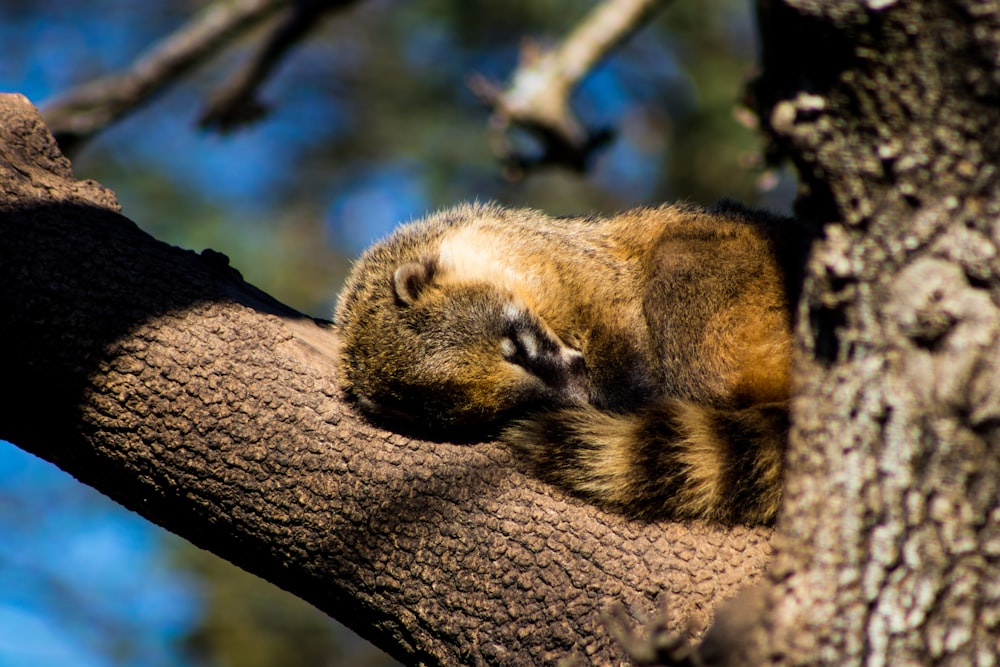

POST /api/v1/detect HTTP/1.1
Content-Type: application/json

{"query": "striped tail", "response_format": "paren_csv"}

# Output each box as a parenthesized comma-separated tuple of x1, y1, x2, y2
(503, 398, 787, 525)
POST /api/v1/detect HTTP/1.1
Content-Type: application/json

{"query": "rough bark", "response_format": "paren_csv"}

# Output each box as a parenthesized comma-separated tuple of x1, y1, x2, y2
(726, 1, 1000, 664)
(0, 93, 772, 666)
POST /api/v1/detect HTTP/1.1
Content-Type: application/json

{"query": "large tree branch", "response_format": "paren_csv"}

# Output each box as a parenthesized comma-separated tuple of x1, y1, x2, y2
(0, 94, 771, 666)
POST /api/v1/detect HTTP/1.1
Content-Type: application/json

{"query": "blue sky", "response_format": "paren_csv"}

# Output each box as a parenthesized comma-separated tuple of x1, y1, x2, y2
(0, 442, 199, 667)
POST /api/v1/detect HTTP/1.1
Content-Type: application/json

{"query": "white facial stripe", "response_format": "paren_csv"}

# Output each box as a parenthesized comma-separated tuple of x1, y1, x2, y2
(517, 331, 539, 358)
(500, 337, 517, 358)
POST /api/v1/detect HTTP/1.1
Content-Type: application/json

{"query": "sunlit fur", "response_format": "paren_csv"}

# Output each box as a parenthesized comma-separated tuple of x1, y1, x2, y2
(335, 201, 808, 524)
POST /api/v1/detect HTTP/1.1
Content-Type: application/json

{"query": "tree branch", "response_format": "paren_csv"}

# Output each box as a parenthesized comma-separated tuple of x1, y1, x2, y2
(469, 0, 670, 177)
(0, 93, 771, 666)
(198, 0, 362, 132)
(39, 0, 337, 154)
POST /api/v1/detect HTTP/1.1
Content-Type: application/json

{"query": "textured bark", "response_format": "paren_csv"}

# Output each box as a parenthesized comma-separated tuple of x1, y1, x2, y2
(0, 93, 772, 666)
(726, 0, 1000, 664)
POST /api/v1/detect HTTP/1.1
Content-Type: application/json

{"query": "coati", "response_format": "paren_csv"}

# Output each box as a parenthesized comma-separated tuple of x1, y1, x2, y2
(335, 201, 807, 525)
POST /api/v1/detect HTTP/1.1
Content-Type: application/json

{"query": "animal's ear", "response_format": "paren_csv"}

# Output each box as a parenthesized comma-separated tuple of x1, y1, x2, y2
(393, 258, 437, 306)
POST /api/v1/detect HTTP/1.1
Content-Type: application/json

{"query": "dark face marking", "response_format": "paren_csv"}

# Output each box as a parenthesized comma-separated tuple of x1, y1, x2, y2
(498, 305, 588, 406)
(391, 282, 589, 424)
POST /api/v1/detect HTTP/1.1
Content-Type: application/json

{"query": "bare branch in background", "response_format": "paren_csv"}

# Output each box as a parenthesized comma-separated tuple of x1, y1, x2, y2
(198, 0, 362, 132)
(469, 0, 670, 178)
(41, 0, 286, 154)
(41, 0, 360, 155)
(41, 0, 663, 172)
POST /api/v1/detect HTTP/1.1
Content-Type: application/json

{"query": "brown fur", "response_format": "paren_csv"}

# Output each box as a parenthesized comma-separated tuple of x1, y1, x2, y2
(336, 201, 807, 524)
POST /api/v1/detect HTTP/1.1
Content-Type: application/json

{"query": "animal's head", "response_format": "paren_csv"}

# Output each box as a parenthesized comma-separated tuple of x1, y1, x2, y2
(337, 254, 588, 430)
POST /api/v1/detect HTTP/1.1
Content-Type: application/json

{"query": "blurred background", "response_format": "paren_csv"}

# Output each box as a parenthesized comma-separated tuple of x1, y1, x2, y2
(0, 0, 793, 665)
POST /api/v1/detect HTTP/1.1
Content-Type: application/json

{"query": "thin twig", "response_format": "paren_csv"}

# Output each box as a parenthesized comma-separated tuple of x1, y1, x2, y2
(602, 602, 706, 667)
(199, 0, 362, 132)
(469, 0, 671, 177)
(41, 0, 290, 154)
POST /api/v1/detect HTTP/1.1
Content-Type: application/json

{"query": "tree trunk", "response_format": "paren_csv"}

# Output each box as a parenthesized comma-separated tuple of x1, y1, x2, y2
(0, 93, 772, 666)
(723, 0, 1000, 664)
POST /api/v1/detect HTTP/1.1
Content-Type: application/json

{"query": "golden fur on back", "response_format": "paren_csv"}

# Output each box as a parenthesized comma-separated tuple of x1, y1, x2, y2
(336, 201, 807, 524)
